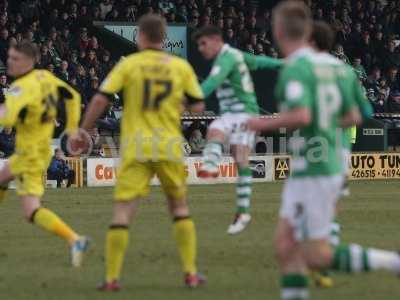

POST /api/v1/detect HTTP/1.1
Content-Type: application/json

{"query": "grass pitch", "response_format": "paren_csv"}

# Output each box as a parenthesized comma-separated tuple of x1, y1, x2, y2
(0, 181, 399, 299)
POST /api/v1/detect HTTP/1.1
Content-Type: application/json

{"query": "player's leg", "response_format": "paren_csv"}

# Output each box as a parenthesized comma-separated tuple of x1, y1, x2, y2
(310, 150, 350, 288)
(278, 179, 311, 299)
(275, 219, 309, 300)
(197, 118, 226, 178)
(99, 200, 140, 291)
(228, 144, 252, 235)
(0, 161, 15, 202)
(226, 114, 255, 234)
(303, 176, 400, 283)
(157, 161, 205, 288)
(98, 160, 152, 291)
(18, 171, 89, 267)
(303, 235, 400, 276)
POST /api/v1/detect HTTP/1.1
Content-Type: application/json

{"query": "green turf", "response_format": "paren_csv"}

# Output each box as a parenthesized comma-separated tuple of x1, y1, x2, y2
(0, 181, 399, 299)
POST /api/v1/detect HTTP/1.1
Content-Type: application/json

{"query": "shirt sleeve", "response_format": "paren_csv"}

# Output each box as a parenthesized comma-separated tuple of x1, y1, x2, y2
(244, 52, 283, 71)
(0, 84, 32, 127)
(201, 54, 235, 98)
(56, 78, 81, 134)
(99, 59, 126, 95)
(183, 62, 204, 103)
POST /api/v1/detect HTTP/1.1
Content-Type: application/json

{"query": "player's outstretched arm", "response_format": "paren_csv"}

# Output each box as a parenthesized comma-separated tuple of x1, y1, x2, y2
(244, 52, 284, 71)
(248, 107, 311, 132)
(81, 93, 110, 131)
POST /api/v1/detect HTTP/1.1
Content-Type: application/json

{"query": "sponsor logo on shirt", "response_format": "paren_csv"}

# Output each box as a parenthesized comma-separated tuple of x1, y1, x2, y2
(6, 86, 22, 97)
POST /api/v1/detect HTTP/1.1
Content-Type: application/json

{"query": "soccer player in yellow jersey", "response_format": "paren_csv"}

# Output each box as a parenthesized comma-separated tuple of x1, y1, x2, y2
(73, 14, 205, 291)
(0, 41, 89, 267)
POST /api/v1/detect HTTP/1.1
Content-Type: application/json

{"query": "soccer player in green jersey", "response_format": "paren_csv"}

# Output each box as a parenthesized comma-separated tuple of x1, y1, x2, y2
(249, 2, 400, 299)
(192, 26, 283, 235)
(308, 20, 374, 289)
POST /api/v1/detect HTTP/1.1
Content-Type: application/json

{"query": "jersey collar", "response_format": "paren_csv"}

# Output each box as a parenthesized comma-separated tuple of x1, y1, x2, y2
(142, 47, 163, 52)
(13, 68, 34, 81)
(287, 47, 315, 62)
(217, 44, 230, 58)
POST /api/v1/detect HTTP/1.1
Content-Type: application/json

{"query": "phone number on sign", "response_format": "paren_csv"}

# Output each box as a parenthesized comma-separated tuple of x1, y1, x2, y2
(351, 169, 400, 179)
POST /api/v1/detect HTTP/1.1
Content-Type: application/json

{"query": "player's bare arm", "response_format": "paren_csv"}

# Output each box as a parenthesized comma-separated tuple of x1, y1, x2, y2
(340, 107, 362, 128)
(248, 107, 311, 132)
(80, 92, 110, 131)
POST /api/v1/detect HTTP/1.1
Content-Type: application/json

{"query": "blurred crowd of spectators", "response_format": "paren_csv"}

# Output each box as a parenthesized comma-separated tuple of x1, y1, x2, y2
(0, 0, 399, 123)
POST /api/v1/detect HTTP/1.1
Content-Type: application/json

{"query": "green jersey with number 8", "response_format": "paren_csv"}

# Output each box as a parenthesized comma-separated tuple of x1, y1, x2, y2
(276, 48, 358, 177)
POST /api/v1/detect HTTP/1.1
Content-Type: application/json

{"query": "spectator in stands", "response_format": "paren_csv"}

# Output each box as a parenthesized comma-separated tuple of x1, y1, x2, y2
(359, 32, 374, 71)
(353, 57, 368, 82)
(0, 27, 9, 63)
(99, 50, 113, 77)
(382, 40, 400, 71)
(332, 44, 351, 65)
(99, 0, 113, 20)
(56, 60, 70, 82)
(0, 127, 14, 158)
(88, 127, 101, 156)
(39, 44, 52, 67)
(372, 90, 387, 113)
(189, 129, 205, 154)
(47, 148, 75, 188)
(387, 67, 400, 91)
(97, 106, 120, 135)
(75, 64, 89, 97)
(387, 90, 400, 113)
(224, 28, 237, 47)
(49, 29, 66, 58)
(46, 63, 55, 73)
(0, 73, 9, 103)
(78, 27, 90, 51)
(366, 66, 382, 97)
(378, 77, 391, 102)
(85, 49, 99, 69)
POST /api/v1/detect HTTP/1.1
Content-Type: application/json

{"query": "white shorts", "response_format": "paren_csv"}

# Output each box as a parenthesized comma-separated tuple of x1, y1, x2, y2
(209, 113, 255, 147)
(341, 148, 351, 175)
(280, 175, 343, 241)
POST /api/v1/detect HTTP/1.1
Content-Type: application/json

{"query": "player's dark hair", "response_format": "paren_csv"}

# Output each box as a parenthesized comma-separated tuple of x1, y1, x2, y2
(192, 26, 223, 42)
(272, 0, 312, 40)
(138, 14, 167, 43)
(11, 40, 39, 61)
(311, 21, 334, 51)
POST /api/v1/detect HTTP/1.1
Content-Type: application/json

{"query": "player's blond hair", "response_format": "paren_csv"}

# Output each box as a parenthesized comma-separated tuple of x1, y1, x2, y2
(138, 14, 167, 43)
(272, 0, 312, 41)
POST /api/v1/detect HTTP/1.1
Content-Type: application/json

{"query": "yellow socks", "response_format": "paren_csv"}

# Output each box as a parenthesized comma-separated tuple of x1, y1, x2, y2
(103, 218, 196, 282)
(106, 225, 129, 282)
(173, 217, 197, 275)
(32, 208, 79, 244)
